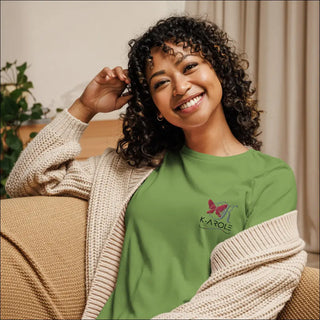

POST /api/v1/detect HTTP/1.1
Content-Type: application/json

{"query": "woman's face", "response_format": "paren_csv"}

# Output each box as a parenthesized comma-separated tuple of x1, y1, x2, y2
(145, 43, 223, 131)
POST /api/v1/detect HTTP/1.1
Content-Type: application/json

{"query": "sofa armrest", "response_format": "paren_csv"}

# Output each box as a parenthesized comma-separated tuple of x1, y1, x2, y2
(1, 196, 88, 320)
(278, 266, 320, 320)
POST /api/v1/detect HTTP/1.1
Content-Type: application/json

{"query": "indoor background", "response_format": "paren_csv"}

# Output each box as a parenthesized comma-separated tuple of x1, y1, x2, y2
(1, 0, 319, 267)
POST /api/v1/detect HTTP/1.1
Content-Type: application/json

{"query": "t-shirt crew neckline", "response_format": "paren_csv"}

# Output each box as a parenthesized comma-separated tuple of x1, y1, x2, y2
(180, 145, 254, 161)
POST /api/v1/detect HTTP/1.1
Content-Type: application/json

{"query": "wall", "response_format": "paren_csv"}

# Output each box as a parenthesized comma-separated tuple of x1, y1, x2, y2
(1, 0, 186, 120)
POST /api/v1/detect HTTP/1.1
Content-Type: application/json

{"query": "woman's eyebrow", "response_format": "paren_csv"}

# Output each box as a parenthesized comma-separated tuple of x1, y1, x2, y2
(148, 54, 195, 84)
(148, 70, 165, 84)
(174, 53, 194, 65)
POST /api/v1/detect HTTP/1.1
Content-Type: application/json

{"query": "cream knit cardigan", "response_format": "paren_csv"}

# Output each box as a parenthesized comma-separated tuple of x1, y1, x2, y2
(6, 110, 307, 320)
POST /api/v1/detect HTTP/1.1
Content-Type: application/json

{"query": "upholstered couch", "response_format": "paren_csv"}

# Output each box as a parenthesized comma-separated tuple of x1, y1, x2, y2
(1, 196, 319, 320)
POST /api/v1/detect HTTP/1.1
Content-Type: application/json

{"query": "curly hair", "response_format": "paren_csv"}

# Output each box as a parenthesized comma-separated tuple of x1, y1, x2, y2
(117, 15, 262, 167)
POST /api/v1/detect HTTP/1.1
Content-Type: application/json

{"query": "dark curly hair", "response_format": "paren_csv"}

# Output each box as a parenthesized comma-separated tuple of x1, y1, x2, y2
(117, 15, 262, 167)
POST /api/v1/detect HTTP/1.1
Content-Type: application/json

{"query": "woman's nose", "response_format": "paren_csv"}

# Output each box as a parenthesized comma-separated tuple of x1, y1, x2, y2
(172, 75, 191, 96)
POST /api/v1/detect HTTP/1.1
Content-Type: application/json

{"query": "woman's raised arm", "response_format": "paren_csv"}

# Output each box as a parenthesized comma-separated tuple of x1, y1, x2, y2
(5, 67, 132, 198)
(69, 66, 132, 123)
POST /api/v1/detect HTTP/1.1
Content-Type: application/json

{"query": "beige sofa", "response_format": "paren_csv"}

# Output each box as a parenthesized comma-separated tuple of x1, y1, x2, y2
(1, 196, 319, 320)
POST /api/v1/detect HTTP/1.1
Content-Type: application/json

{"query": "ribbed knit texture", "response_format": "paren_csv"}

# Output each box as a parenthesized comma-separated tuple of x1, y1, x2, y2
(6, 110, 94, 199)
(84, 149, 153, 298)
(6, 110, 307, 320)
(152, 211, 307, 319)
(1, 196, 88, 319)
(278, 267, 320, 320)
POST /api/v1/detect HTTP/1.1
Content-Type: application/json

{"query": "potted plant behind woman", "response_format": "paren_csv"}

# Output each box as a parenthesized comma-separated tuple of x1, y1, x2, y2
(0, 61, 48, 198)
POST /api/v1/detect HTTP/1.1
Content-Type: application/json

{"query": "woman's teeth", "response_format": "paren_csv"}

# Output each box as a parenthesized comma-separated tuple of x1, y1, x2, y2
(177, 95, 202, 110)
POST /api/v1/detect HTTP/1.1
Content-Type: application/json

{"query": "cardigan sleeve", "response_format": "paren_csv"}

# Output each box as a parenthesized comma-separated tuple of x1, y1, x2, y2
(152, 211, 307, 320)
(6, 110, 100, 200)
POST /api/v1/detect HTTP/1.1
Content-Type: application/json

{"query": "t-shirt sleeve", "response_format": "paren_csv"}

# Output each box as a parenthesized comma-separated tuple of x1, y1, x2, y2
(245, 161, 297, 229)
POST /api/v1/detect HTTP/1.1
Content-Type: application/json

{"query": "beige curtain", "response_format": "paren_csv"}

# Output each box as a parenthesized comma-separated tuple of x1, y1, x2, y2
(185, 1, 319, 254)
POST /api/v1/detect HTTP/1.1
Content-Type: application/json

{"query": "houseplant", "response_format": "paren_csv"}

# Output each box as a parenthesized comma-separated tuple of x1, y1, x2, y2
(0, 61, 48, 198)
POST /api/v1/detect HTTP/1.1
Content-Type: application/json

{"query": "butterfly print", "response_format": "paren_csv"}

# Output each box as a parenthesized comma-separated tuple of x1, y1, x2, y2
(206, 199, 228, 217)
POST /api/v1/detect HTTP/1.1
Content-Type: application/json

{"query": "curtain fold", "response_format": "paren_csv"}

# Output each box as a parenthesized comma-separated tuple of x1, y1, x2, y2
(185, 1, 319, 253)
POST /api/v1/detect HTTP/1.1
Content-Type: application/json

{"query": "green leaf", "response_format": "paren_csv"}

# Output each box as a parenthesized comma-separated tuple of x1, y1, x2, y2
(2, 114, 16, 122)
(19, 97, 28, 111)
(5, 62, 13, 69)
(0, 176, 8, 194)
(9, 88, 23, 101)
(1, 177, 8, 187)
(11, 149, 22, 162)
(19, 113, 30, 122)
(1, 155, 18, 177)
(30, 112, 42, 119)
(0, 178, 9, 197)
(0, 60, 45, 198)
(0, 159, 10, 175)
(0, 157, 12, 173)
(32, 103, 43, 111)
(16, 62, 27, 74)
(2, 96, 19, 115)
(17, 73, 28, 85)
(1, 176, 8, 185)
(0, 185, 8, 198)
(1, 61, 15, 72)
(22, 81, 33, 90)
(5, 131, 23, 151)
(31, 103, 43, 119)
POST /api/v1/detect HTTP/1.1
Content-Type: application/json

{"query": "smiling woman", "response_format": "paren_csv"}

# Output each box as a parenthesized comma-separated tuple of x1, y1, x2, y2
(5, 15, 307, 320)
(118, 16, 262, 167)
(144, 43, 242, 155)
(146, 45, 223, 122)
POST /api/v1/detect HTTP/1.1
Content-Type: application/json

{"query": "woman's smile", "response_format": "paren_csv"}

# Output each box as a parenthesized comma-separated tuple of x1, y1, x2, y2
(146, 42, 223, 131)
(174, 92, 204, 114)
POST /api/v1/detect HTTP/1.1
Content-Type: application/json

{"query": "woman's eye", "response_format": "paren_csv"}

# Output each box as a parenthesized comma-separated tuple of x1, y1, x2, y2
(183, 63, 198, 73)
(153, 80, 168, 90)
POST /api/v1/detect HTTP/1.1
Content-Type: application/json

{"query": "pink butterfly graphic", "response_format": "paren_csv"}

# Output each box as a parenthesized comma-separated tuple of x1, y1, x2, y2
(207, 199, 228, 217)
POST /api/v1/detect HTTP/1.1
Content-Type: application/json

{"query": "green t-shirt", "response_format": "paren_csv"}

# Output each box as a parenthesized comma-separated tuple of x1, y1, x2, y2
(97, 146, 297, 319)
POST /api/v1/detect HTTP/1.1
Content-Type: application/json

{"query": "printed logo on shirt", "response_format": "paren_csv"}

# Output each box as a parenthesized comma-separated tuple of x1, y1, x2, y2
(199, 199, 238, 234)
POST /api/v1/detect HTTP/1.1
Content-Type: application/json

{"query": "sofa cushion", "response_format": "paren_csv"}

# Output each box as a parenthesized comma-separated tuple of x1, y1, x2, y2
(1, 196, 88, 320)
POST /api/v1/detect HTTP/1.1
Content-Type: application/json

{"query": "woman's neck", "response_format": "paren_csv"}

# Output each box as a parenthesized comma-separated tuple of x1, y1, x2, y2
(183, 108, 248, 157)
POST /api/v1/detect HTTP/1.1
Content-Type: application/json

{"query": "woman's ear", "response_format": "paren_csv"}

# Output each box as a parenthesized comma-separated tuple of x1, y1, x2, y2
(157, 114, 164, 122)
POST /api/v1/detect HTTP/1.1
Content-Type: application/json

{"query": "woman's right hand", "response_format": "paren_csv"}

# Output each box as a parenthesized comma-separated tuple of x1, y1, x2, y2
(69, 67, 133, 122)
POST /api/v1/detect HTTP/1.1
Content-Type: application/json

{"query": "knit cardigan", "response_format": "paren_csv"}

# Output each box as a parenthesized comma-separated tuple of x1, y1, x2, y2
(6, 110, 307, 320)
